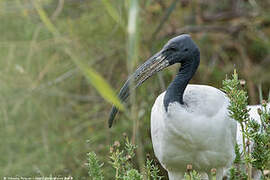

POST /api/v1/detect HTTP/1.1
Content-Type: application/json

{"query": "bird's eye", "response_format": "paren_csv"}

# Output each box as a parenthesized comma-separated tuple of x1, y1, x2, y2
(184, 48, 188, 52)
(167, 47, 178, 52)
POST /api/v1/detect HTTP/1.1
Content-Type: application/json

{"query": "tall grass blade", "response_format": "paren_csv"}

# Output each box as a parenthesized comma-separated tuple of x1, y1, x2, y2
(127, 0, 139, 137)
(33, 0, 59, 36)
(127, 0, 145, 174)
(69, 54, 124, 111)
(101, 0, 125, 29)
(127, 0, 139, 68)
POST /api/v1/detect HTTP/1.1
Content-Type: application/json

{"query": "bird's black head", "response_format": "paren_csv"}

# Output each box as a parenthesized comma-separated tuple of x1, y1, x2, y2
(108, 34, 200, 127)
(161, 34, 200, 65)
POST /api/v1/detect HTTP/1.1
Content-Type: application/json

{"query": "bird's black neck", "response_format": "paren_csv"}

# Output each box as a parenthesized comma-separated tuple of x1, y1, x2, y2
(164, 53, 200, 111)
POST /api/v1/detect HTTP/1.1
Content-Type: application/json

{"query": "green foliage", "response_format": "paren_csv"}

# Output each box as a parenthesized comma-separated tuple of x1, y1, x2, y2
(229, 143, 249, 179)
(229, 145, 248, 180)
(222, 70, 253, 179)
(184, 171, 201, 180)
(87, 152, 104, 180)
(222, 71, 250, 124)
(88, 137, 163, 179)
(144, 159, 163, 180)
(229, 166, 248, 180)
(109, 137, 137, 178)
(223, 71, 270, 179)
(234, 143, 242, 164)
(123, 169, 143, 180)
(249, 101, 270, 172)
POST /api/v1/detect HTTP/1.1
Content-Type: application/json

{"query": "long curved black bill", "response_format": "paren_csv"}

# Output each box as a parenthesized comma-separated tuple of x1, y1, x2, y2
(108, 51, 169, 128)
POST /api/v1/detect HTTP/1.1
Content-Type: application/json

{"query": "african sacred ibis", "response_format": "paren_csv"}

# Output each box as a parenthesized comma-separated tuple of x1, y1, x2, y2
(108, 34, 237, 180)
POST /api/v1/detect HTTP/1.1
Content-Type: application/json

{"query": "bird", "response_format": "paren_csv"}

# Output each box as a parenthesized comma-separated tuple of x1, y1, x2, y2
(108, 34, 237, 180)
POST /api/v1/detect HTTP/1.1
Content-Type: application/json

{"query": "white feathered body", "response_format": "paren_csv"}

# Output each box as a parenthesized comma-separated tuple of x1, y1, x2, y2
(151, 85, 237, 179)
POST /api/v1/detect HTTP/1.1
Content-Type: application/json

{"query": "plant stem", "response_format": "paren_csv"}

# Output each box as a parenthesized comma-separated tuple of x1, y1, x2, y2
(240, 122, 252, 180)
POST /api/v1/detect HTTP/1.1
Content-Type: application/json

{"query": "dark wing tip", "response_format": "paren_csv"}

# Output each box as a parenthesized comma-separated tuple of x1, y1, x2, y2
(108, 106, 119, 128)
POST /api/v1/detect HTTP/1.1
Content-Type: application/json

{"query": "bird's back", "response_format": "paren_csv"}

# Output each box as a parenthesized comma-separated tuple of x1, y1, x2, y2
(151, 85, 237, 175)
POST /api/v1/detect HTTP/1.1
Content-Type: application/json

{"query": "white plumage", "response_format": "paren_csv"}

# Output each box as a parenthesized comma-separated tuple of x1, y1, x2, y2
(151, 85, 237, 179)
(151, 84, 269, 179)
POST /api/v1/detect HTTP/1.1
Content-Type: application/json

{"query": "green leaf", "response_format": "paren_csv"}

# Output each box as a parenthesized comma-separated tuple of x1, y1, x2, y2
(70, 55, 124, 111)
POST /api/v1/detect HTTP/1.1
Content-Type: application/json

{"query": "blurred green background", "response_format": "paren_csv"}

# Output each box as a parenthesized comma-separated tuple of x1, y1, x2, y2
(0, 0, 269, 179)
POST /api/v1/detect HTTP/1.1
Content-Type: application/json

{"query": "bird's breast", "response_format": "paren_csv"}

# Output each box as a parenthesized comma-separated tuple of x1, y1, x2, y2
(151, 85, 237, 172)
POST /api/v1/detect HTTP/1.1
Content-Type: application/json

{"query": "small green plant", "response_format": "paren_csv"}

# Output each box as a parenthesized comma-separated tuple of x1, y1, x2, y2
(223, 70, 270, 180)
(109, 137, 137, 179)
(184, 170, 201, 180)
(123, 169, 143, 180)
(222, 70, 253, 179)
(229, 143, 248, 180)
(88, 136, 163, 180)
(87, 152, 104, 180)
(144, 158, 163, 180)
